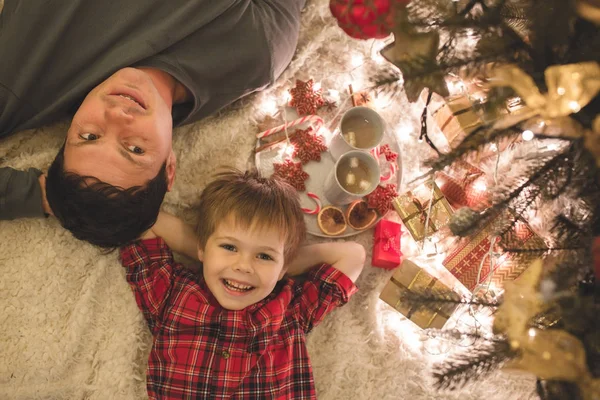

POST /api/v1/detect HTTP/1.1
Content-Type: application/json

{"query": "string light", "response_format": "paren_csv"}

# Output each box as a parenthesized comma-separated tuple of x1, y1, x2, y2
(569, 100, 581, 112)
(522, 130, 535, 141)
(473, 180, 487, 192)
(261, 98, 278, 115)
(489, 143, 498, 152)
(350, 53, 364, 68)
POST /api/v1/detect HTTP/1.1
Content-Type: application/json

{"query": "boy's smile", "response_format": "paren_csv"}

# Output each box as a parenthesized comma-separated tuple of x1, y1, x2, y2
(198, 215, 287, 311)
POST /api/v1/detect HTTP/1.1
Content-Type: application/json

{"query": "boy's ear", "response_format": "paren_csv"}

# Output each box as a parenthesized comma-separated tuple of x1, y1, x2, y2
(278, 266, 288, 281)
(197, 243, 204, 262)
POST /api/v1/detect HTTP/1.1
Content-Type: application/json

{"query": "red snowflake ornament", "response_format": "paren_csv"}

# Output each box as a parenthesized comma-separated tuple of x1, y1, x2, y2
(289, 79, 325, 116)
(291, 128, 328, 164)
(366, 184, 397, 215)
(272, 160, 310, 192)
(380, 144, 398, 162)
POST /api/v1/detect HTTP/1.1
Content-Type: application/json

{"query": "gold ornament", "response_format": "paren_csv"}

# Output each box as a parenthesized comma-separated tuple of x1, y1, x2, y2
(577, 0, 600, 24)
(380, 8, 448, 102)
(493, 259, 600, 400)
(490, 62, 600, 119)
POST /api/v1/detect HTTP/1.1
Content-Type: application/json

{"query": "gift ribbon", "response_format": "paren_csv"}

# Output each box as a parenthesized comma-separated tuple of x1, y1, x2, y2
(404, 194, 444, 232)
(488, 62, 600, 132)
(390, 270, 453, 327)
(375, 228, 401, 257)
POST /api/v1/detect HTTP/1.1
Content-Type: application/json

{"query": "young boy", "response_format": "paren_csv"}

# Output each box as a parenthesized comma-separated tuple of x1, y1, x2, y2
(119, 168, 366, 399)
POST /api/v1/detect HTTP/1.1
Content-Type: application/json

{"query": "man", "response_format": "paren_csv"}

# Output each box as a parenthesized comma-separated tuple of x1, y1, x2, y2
(0, 0, 305, 247)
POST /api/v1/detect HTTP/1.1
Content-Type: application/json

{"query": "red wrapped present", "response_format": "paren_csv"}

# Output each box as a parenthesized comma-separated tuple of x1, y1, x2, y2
(371, 219, 402, 269)
(379, 259, 461, 329)
(443, 212, 547, 292)
(436, 161, 490, 210)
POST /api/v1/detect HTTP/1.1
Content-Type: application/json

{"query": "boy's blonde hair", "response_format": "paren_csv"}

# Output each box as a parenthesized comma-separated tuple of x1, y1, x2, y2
(195, 168, 306, 264)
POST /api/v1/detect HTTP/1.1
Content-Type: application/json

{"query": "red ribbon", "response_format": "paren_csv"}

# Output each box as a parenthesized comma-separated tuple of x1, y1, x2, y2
(376, 228, 401, 257)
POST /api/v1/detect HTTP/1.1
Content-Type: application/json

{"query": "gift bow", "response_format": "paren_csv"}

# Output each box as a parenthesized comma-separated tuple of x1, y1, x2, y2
(489, 62, 600, 132)
(376, 229, 401, 256)
(408, 196, 443, 230)
(493, 259, 600, 400)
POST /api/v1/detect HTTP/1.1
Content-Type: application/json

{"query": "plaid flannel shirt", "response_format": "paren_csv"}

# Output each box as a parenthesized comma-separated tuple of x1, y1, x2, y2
(120, 238, 357, 399)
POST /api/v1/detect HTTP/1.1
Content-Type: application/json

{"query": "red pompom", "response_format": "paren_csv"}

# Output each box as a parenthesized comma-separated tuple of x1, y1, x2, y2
(329, 0, 411, 40)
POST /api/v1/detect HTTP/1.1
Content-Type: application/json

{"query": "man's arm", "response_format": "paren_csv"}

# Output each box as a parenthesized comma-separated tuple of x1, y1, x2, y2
(0, 167, 50, 220)
(145, 211, 199, 261)
(286, 241, 366, 282)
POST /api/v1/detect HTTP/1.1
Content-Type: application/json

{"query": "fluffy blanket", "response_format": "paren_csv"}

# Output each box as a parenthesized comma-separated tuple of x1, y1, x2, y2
(0, 1, 535, 398)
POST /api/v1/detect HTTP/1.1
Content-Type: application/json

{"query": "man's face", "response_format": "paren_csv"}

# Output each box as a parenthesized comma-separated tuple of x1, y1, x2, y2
(199, 215, 287, 311)
(64, 68, 176, 189)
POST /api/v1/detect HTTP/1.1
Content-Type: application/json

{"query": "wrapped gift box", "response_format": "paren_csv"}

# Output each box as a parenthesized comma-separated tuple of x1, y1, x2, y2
(443, 213, 547, 291)
(431, 94, 483, 149)
(392, 181, 453, 241)
(379, 259, 460, 330)
(371, 219, 402, 269)
(436, 160, 490, 210)
(430, 92, 527, 152)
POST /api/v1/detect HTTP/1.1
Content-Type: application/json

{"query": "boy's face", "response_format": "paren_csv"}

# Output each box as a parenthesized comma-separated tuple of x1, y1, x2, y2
(198, 215, 287, 311)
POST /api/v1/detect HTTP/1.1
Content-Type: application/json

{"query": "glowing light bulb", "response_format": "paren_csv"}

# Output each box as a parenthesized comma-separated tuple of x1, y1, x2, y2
(569, 101, 581, 112)
(351, 53, 364, 68)
(473, 180, 487, 192)
(489, 143, 498, 152)
(522, 130, 534, 141)
(313, 82, 321, 91)
(262, 98, 278, 115)
(284, 143, 296, 157)
(528, 328, 537, 338)
(557, 87, 566, 95)
(329, 89, 340, 100)
(283, 91, 292, 103)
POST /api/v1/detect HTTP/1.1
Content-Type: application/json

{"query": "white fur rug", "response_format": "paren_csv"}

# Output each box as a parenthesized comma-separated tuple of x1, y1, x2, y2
(0, 1, 536, 399)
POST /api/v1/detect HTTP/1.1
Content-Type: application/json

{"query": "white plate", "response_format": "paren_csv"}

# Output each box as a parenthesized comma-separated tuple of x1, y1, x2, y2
(256, 121, 402, 238)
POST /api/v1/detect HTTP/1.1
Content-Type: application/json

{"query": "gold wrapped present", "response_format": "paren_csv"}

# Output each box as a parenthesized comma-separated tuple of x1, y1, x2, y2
(432, 94, 483, 149)
(379, 259, 460, 330)
(392, 181, 453, 241)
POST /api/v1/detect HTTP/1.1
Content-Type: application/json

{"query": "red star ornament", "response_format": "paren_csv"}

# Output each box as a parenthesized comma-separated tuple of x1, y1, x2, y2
(291, 128, 328, 164)
(289, 79, 325, 116)
(272, 160, 310, 192)
(366, 184, 397, 215)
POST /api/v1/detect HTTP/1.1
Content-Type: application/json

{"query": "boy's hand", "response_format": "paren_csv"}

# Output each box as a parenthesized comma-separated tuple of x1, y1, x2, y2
(286, 242, 366, 282)
(148, 211, 200, 261)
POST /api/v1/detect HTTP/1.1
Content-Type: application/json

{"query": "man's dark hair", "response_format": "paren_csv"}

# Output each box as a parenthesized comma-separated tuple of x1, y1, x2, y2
(46, 145, 169, 249)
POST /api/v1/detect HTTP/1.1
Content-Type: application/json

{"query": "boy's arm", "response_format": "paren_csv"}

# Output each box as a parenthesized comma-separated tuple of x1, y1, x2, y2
(146, 211, 200, 261)
(286, 241, 366, 282)
(120, 238, 181, 333)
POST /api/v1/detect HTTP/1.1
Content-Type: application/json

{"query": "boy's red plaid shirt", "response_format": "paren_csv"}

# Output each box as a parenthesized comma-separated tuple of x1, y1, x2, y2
(120, 238, 357, 399)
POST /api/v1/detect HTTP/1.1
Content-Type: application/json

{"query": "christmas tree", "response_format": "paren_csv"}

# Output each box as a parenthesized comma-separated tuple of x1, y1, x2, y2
(329, 0, 599, 398)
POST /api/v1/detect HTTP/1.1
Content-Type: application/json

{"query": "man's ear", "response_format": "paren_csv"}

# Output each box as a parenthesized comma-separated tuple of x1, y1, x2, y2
(166, 150, 177, 191)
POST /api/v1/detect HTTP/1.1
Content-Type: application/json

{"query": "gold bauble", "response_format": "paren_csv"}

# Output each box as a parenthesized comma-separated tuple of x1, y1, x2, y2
(577, 0, 600, 24)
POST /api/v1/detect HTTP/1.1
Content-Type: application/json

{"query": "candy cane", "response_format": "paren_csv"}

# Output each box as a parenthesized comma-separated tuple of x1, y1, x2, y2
(256, 115, 324, 139)
(380, 161, 398, 182)
(370, 145, 382, 159)
(301, 192, 322, 215)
